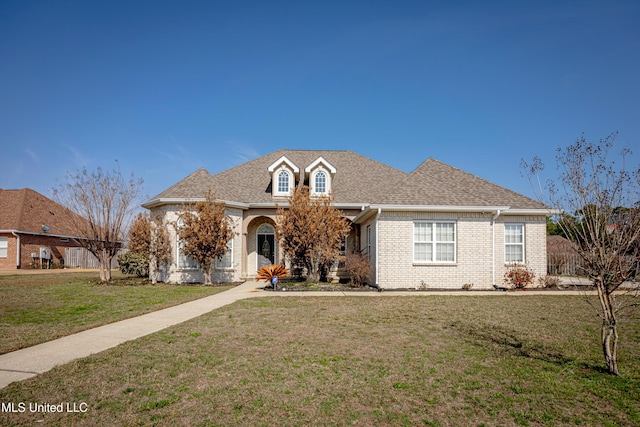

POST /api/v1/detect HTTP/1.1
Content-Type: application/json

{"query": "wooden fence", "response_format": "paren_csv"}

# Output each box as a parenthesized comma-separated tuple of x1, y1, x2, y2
(547, 253, 586, 276)
(64, 247, 123, 269)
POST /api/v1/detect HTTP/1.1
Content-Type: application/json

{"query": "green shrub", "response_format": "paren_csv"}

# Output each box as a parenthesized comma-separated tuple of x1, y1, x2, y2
(118, 251, 149, 277)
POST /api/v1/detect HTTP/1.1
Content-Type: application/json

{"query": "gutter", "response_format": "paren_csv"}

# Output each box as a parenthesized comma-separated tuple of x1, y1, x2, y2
(0, 229, 87, 240)
(11, 231, 20, 269)
(492, 210, 502, 287)
(374, 208, 382, 291)
(141, 198, 251, 210)
(353, 205, 513, 224)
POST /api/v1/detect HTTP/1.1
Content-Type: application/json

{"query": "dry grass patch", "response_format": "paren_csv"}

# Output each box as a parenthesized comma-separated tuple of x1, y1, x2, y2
(0, 271, 231, 353)
(1, 296, 639, 426)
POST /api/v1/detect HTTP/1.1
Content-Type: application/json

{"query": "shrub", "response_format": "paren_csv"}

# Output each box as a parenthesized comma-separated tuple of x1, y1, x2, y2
(538, 274, 562, 288)
(504, 264, 535, 289)
(118, 251, 149, 278)
(345, 251, 370, 287)
(256, 264, 289, 286)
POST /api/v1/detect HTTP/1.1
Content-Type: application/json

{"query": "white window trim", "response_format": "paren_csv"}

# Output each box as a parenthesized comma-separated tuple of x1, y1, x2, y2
(413, 221, 457, 264)
(0, 237, 8, 258)
(311, 169, 329, 195)
(504, 223, 525, 264)
(274, 168, 293, 196)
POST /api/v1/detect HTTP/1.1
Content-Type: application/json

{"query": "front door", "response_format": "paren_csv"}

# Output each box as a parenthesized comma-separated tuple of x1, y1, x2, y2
(257, 233, 275, 268)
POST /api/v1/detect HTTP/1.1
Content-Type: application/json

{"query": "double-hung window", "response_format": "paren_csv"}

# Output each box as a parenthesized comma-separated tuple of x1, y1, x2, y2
(0, 237, 7, 258)
(414, 221, 456, 263)
(505, 224, 525, 263)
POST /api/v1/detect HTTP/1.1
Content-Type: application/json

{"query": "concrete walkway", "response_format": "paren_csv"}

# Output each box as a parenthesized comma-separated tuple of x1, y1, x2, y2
(0, 281, 589, 390)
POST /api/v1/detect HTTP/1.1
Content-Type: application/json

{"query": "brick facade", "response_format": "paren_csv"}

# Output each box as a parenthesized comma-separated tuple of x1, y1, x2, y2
(375, 211, 547, 289)
(0, 232, 82, 269)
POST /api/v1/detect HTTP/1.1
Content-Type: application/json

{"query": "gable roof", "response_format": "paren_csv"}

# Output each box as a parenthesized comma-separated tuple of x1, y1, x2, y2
(0, 188, 90, 237)
(144, 150, 549, 211)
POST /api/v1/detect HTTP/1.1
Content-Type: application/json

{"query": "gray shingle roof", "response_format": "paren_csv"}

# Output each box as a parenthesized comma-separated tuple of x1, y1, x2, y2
(146, 150, 547, 210)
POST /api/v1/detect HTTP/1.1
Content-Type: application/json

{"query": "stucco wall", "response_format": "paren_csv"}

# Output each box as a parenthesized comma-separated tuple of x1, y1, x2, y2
(375, 211, 547, 290)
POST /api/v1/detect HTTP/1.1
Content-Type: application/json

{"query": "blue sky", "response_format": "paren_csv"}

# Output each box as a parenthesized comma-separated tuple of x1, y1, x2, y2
(1, 0, 639, 204)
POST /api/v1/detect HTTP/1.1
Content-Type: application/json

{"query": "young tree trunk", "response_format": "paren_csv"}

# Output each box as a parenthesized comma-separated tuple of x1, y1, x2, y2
(203, 262, 213, 285)
(98, 249, 112, 283)
(306, 258, 320, 282)
(597, 280, 619, 375)
(150, 258, 158, 284)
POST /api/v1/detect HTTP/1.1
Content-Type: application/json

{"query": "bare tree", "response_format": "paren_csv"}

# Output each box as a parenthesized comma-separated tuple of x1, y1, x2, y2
(176, 191, 234, 285)
(276, 186, 351, 282)
(53, 165, 143, 283)
(524, 132, 640, 375)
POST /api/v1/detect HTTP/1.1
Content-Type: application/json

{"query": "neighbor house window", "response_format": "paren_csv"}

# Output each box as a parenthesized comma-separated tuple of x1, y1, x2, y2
(414, 221, 456, 263)
(215, 239, 233, 269)
(277, 170, 291, 194)
(314, 171, 327, 194)
(505, 224, 525, 263)
(0, 237, 7, 258)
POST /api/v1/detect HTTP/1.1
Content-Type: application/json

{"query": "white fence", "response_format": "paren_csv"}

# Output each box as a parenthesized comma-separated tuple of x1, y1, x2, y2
(64, 247, 123, 269)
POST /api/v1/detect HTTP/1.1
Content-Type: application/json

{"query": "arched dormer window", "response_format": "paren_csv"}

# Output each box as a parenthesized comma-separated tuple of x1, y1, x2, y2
(314, 170, 327, 194)
(306, 157, 335, 195)
(268, 155, 299, 197)
(277, 170, 291, 194)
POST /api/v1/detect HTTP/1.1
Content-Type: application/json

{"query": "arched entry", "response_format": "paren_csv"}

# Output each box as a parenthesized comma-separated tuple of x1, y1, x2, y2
(257, 223, 276, 269)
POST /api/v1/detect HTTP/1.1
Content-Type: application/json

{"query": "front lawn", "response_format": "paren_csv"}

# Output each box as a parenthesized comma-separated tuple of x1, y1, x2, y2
(0, 271, 231, 354)
(1, 295, 639, 426)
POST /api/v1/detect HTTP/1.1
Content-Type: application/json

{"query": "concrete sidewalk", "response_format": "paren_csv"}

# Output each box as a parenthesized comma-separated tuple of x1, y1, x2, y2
(0, 281, 588, 390)
(0, 281, 265, 389)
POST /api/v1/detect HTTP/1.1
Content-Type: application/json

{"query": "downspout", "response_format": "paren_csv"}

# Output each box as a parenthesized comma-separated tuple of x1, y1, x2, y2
(11, 232, 20, 269)
(492, 210, 501, 286)
(374, 208, 382, 290)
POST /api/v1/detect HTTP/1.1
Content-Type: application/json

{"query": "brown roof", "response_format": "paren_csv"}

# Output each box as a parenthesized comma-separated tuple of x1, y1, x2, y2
(0, 188, 90, 237)
(378, 158, 548, 209)
(146, 150, 548, 210)
(149, 150, 408, 204)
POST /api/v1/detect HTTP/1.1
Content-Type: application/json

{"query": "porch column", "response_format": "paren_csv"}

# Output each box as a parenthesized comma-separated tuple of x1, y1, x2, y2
(241, 231, 248, 278)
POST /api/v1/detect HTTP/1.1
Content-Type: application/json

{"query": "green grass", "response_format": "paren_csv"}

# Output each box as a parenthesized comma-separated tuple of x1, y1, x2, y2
(1, 295, 639, 426)
(0, 271, 231, 354)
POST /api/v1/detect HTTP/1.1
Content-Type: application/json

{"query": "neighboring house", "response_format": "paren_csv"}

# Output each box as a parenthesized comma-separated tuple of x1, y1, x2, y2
(142, 150, 550, 289)
(0, 188, 90, 269)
